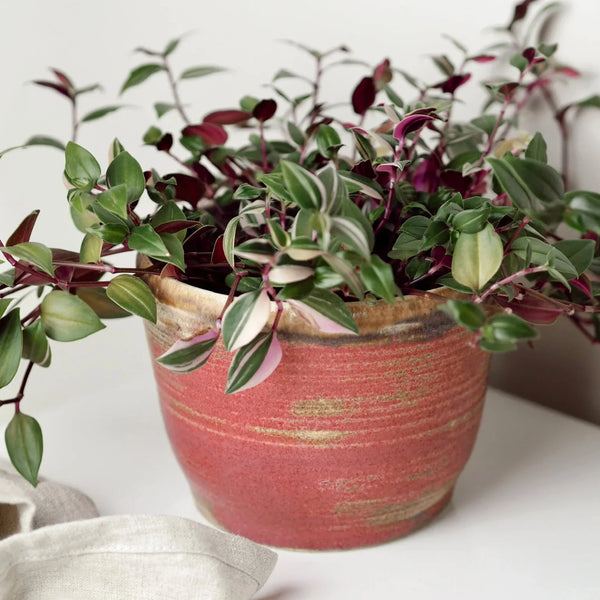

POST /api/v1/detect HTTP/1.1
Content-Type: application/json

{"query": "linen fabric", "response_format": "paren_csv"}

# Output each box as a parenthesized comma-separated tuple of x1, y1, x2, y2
(0, 464, 277, 599)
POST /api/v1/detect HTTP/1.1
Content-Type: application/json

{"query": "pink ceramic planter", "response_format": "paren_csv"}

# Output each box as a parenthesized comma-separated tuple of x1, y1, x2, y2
(144, 276, 490, 550)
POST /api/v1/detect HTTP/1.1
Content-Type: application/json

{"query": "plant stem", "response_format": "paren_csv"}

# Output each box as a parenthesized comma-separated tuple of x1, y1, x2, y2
(258, 122, 269, 172)
(474, 265, 548, 303)
(0, 361, 34, 410)
(163, 56, 190, 125)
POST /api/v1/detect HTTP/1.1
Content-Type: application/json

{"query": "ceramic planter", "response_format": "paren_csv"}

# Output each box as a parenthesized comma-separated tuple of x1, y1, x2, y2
(144, 275, 490, 550)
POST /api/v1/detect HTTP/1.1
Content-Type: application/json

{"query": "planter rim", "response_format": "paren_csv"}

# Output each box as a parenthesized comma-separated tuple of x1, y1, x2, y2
(142, 263, 463, 338)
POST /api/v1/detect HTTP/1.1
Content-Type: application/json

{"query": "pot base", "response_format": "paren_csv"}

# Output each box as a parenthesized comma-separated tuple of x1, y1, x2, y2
(191, 483, 455, 551)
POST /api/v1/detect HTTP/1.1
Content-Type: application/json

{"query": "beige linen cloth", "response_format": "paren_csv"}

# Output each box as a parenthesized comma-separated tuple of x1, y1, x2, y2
(0, 463, 276, 599)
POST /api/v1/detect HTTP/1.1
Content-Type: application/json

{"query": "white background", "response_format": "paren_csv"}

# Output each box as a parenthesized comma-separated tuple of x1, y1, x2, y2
(0, 0, 599, 421)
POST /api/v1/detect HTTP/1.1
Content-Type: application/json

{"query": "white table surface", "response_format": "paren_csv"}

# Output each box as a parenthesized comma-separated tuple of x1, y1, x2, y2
(0, 319, 599, 599)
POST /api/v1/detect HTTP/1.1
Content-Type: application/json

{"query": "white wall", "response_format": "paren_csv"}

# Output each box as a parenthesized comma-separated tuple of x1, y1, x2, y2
(0, 0, 599, 422)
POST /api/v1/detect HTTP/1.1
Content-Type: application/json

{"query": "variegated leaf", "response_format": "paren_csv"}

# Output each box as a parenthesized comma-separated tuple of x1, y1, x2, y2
(221, 289, 271, 351)
(287, 288, 358, 335)
(225, 331, 282, 394)
(269, 265, 313, 285)
(156, 330, 219, 373)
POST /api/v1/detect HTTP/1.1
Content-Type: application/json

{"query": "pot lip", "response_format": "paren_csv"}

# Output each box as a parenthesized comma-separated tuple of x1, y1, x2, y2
(139, 256, 464, 338)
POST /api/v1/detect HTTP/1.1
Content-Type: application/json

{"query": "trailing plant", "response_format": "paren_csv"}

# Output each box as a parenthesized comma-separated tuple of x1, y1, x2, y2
(1, 0, 600, 484)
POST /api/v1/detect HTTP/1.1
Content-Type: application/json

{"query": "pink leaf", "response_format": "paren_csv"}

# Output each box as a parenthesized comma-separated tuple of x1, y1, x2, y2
(373, 59, 392, 85)
(470, 55, 496, 63)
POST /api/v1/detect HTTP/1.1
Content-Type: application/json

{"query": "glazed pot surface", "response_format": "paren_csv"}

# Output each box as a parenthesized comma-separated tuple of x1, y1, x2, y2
(145, 277, 489, 549)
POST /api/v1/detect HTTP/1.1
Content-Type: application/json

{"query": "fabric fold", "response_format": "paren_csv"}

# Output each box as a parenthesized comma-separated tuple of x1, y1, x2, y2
(0, 463, 277, 599)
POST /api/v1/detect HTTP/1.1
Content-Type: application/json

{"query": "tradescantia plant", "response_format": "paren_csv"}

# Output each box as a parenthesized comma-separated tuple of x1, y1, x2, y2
(2, 0, 600, 484)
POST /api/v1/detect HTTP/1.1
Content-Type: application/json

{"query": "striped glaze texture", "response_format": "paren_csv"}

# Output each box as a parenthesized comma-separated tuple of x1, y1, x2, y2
(144, 276, 490, 550)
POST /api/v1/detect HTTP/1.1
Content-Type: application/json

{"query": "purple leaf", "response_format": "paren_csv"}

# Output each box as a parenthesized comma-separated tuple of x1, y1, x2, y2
(51, 69, 74, 89)
(162, 173, 205, 205)
(7, 211, 40, 246)
(438, 73, 471, 94)
(509, 0, 539, 29)
(498, 82, 519, 100)
(32, 80, 74, 101)
(522, 47, 536, 63)
(412, 157, 442, 193)
(156, 133, 173, 152)
(252, 99, 277, 123)
(192, 162, 216, 185)
(393, 109, 437, 151)
(182, 123, 228, 146)
(351, 77, 376, 116)
(204, 109, 251, 124)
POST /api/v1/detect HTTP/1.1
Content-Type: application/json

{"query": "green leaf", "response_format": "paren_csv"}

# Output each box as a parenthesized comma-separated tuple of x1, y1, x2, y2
(106, 274, 157, 323)
(41, 290, 105, 341)
(95, 184, 129, 220)
(287, 122, 306, 146)
(88, 223, 129, 244)
(338, 172, 383, 201)
(483, 313, 538, 345)
(106, 151, 146, 204)
(158, 233, 186, 271)
(24, 135, 65, 151)
(1, 242, 55, 276)
(0, 270, 15, 286)
(330, 216, 372, 259)
(234, 238, 276, 264)
(180, 65, 226, 80)
(360, 256, 397, 304)
(76, 287, 130, 319)
(81, 105, 122, 123)
(0, 310, 23, 387)
(64, 142, 101, 191)
(511, 237, 577, 279)
(280, 160, 327, 211)
(121, 63, 166, 94)
(79, 233, 103, 264)
(439, 299, 486, 332)
(128, 224, 169, 257)
(154, 102, 178, 118)
(233, 184, 265, 201)
(552, 239, 595, 276)
(451, 207, 491, 234)
(5, 412, 43, 487)
(577, 95, 600, 109)
(525, 132, 548, 163)
(221, 289, 271, 351)
(316, 124, 342, 158)
(487, 156, 564, 228)
(451, 223, 503, 291)
(22, 321, 51, 367)
(163, 37, 180, 56)
(0, 299, 12, 319)
(564, 190, 600, 235)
